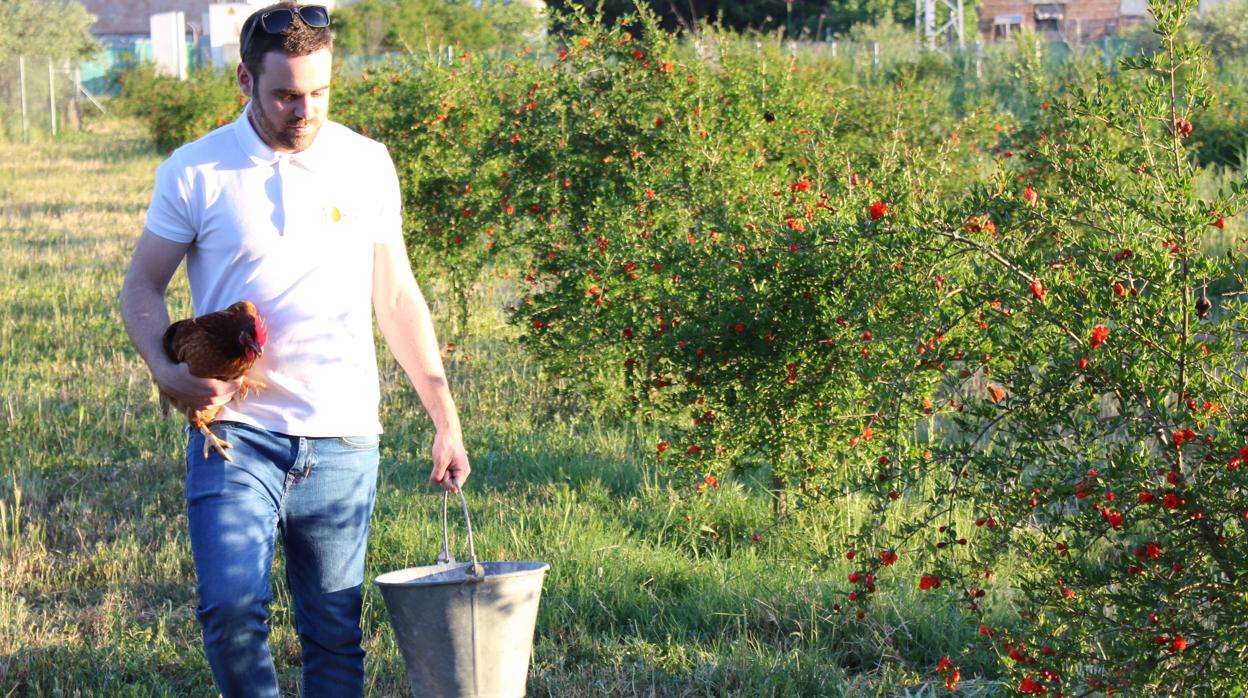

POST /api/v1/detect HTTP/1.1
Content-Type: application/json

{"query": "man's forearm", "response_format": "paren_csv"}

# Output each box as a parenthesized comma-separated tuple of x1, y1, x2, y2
(120, 274, 175, 373)
(375, 283, 462, 436)
(120, 230, 190, 375)
(373, 240, 471, 490)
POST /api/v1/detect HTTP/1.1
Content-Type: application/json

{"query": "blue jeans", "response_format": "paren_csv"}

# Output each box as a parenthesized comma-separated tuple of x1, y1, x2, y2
(185, 421, 379, 698)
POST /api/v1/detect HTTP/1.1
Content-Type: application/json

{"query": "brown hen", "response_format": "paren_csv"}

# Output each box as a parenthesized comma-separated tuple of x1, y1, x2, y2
(161, 300, 268, 461)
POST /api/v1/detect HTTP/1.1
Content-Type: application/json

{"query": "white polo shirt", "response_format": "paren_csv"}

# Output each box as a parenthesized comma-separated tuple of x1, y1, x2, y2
(145, 107, 403, 437)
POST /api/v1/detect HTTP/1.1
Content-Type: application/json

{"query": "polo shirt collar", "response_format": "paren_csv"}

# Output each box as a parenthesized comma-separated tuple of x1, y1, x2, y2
(235, 104, 330, 172)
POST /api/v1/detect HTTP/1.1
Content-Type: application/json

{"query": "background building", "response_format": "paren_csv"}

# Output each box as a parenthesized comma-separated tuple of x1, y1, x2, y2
(978, 0, 1136, 41)
(977, 0, 1227, 41)
(76, 1, 339, 90)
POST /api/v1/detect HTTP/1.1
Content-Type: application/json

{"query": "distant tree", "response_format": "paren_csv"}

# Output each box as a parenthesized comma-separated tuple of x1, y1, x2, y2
(1187, 0, 1248, 60)
(0, 0, 99, 60)
(334, 0, 544, 55)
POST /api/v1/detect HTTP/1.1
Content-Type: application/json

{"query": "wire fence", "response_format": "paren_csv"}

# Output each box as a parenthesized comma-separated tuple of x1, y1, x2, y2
(0, 56, 109, 144)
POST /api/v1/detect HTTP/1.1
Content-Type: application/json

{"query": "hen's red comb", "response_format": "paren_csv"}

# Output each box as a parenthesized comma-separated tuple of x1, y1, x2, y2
(254, 314, 268, 346)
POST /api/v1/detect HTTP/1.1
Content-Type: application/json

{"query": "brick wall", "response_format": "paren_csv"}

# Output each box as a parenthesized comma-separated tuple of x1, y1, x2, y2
(1064, 0, 1122, 39)
(977, 0, 1127, 41)
(979, 0, 1033, 36)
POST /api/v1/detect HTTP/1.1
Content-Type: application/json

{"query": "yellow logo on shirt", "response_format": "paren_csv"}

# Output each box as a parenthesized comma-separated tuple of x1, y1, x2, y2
(322, 204, 373, 226)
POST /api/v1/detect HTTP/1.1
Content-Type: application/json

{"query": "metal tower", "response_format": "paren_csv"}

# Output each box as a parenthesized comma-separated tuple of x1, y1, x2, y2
(915, 0, 965, 48)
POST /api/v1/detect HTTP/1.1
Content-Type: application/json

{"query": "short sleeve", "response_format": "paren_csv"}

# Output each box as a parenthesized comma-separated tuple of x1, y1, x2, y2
(145, 156, 197, 243)
(373, 144, 404, 245)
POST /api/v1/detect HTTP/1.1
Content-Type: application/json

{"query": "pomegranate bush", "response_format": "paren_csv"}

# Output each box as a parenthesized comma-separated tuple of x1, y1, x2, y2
(334, 56, 539, 334)
(362, 4, 1245, 691)
(869, 2, 1248, 693)
(492, 3, 1248, 694)
(497, 8, 999, 506)
(115, 65, 245, 154)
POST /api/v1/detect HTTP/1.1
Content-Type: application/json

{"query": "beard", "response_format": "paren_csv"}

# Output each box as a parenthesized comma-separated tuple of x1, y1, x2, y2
(248, 89, 323, 153)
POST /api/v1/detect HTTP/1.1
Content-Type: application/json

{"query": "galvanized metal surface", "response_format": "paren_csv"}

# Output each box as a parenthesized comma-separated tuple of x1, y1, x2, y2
(376, 490, 549, 698)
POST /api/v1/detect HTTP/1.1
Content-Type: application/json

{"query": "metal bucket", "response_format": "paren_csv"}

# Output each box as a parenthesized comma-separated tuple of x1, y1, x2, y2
(375, 489, 549, 698)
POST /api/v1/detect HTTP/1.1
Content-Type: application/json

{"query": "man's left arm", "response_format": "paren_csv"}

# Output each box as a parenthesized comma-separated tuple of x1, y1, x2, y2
(373, 238, 470, 492)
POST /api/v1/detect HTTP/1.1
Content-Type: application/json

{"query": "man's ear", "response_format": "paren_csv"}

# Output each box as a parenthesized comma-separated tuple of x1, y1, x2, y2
(237, 62, 254, 99)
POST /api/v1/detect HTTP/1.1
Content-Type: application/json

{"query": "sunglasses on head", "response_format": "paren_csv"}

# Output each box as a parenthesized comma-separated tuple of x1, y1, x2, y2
(242, 5, 331, 54)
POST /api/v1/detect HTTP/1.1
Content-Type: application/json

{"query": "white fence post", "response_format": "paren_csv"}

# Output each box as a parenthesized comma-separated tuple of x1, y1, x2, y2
(48, 57, 57, 137)
(19, 55, 29, 144)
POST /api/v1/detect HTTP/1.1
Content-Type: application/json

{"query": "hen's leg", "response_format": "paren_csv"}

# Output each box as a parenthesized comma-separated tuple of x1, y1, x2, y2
(200, 424, 235, 462)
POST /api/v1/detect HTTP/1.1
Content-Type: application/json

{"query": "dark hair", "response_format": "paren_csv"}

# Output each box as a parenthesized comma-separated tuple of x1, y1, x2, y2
(240, 2, 333, 80)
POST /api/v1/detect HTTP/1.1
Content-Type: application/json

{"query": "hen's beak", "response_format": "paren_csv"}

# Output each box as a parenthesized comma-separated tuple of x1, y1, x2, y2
(238, 328, 264, 360)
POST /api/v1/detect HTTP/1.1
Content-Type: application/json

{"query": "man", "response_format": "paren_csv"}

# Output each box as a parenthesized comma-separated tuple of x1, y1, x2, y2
(118, 3, 470, 695)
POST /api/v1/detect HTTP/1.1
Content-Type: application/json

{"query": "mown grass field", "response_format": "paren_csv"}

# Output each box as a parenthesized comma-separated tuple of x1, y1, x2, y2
(0, 117, 1018, 697)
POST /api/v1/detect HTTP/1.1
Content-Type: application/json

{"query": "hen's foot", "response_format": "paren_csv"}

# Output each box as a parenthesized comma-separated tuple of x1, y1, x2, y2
(239, 378, 268, 400)
(200, 424, 235, 462)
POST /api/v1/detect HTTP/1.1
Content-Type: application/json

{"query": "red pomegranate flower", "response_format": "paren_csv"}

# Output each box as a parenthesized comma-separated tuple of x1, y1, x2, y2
(1030, 279, 1046, 301)
(1090, 324, 1109, 349)
(988, 385, 1007, 403)
(869, 200, 888, 220)
(1018, 677, 1047, 695)
(1101, 508, 1123, 528)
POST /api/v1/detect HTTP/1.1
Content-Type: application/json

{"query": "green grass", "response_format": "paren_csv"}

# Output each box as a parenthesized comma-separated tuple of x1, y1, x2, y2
(0, 117, 1013, 696)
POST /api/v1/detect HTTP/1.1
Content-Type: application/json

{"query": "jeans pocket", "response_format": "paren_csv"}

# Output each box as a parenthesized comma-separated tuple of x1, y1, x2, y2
(336, 435, 380, 451)
(186, 424, 234, 502)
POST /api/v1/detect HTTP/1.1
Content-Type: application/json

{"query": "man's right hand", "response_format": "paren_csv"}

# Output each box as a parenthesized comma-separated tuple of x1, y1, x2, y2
(152, 360, 243, 411)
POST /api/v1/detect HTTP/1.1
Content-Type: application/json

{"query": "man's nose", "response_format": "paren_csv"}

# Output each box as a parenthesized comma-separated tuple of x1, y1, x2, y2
(293, 95, 312, 119)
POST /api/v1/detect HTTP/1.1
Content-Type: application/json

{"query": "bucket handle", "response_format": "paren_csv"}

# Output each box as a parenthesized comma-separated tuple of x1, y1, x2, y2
(437, 484, 486, 583)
